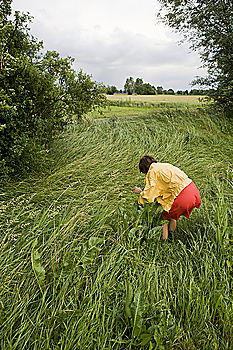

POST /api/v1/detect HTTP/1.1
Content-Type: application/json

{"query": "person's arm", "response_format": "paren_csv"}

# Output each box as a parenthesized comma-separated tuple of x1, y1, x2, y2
(133, 187, 142, 194)
(138, 170, 160, 204)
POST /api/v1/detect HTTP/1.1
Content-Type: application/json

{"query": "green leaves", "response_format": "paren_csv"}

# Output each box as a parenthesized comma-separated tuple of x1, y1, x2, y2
(0, 5, 106, 177)
(124, 281, 152, 344)
(31, 239, 45, 286)
(80, 236, 104, 267)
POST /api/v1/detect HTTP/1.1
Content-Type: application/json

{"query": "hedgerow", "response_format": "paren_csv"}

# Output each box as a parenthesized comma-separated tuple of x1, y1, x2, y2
(0, 3, 106, 178)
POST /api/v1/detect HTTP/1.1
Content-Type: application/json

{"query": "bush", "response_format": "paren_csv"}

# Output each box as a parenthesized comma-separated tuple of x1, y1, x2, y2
(0, 4, 106, 178)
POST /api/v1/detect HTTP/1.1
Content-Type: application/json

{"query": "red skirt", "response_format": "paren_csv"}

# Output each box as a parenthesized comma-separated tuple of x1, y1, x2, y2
(162, 182, 201, 221)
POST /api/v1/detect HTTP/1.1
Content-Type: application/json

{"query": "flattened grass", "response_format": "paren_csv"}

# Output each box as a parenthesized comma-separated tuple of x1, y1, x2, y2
(0, 108, 232, 349)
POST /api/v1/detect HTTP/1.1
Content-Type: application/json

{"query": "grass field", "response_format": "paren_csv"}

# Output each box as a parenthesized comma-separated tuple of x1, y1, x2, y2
(0, 108, 232, 349)
(86, 94, 209, 119)
(86, 105, 159, 119)
(106, 94, 207, 104)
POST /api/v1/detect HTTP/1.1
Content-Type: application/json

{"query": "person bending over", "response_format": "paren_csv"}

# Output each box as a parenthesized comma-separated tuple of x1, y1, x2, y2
(134, 155, 201, 240)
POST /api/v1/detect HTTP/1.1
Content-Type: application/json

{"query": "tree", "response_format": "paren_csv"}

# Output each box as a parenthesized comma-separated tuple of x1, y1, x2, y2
(124, 77, 135, 94)
(158, 0, 233, 115)
(157, 86, 164, 94)
(167, 88, 175, 95)
(0, 1, 106, 177)
(140, 83, 157, 95)
(124, 77, 157, 95)
(105, 85, 118, 95)
(134, 78, 144, 94)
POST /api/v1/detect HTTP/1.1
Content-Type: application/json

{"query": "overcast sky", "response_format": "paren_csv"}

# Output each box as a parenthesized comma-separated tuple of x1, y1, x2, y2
(12, 0, 207, 90)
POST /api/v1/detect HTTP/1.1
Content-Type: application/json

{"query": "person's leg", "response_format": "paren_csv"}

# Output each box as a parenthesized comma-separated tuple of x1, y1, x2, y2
(162, 223, 168, 240)
(169, 219, 176, 231)
(168, 219, 176, 240)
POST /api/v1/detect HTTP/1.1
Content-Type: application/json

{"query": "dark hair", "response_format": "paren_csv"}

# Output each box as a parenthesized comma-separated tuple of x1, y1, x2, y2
(139, 155, 157, 174)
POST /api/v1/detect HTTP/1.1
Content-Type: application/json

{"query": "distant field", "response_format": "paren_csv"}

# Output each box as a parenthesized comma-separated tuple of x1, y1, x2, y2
(106, 94, 207, 104)
(87, 94, 208, 119)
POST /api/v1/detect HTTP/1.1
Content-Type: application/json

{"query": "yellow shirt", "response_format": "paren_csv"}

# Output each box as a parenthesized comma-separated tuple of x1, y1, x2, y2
(138, 163, 192, 212)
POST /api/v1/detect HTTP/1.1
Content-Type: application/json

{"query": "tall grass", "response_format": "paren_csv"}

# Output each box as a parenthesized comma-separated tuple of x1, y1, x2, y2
(0, 108, 232, 349)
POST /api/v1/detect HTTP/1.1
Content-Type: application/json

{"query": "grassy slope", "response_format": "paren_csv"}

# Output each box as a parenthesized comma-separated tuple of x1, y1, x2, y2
(0, 108, 232, 349)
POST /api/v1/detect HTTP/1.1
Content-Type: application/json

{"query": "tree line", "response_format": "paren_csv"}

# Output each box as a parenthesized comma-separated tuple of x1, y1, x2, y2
(105, 77, 211, 96)
(0, 0, 106, 178)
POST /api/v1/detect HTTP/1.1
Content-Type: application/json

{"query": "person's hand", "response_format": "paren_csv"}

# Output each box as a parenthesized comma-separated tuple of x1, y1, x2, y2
(133, 187, 142, 194)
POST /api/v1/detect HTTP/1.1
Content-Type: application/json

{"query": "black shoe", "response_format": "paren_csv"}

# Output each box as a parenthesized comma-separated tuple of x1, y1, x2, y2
(168, 231, 173, 241)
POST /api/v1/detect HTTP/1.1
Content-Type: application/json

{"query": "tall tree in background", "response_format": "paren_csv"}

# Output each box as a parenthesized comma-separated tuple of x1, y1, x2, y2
(105, 85, 118, 95)
(134, 78, 144, 94)
(124, 77, 157, 95)
(140, 83, 157, 95)
(157, 86, 163, 95)
(158, 0, 233, 116)
(124, 77, 135, 95)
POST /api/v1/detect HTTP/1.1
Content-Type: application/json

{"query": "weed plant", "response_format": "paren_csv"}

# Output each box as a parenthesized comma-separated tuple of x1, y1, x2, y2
(0, 108, 232, 349)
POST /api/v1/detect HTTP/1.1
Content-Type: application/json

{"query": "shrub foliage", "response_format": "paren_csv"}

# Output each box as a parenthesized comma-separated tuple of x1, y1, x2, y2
(0, 1, 106, 177)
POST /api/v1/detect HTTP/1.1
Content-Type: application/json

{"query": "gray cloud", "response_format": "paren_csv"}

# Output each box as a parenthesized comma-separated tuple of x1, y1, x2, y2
(53, 29, 206, 90)
(12, 0, 207, 90)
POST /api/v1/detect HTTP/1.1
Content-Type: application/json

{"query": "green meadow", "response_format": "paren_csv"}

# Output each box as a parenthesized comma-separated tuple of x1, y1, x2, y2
(87, 95, 208, 119)
(0, 105, 232, 349)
